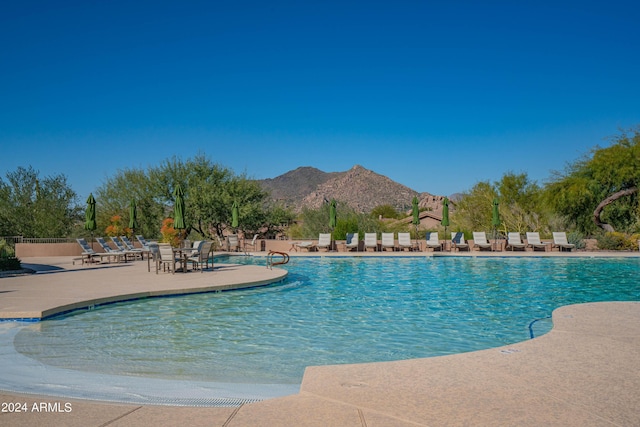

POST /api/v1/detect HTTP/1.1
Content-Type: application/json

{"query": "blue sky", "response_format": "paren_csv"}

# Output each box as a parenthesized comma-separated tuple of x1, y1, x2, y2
(1, 1, 638, 201)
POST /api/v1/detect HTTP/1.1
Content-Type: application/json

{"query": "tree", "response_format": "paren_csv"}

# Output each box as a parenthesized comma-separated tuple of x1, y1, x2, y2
(546, 128, 640, 234)
(454, 173, 548, 234)
(0, 166, 81, 237)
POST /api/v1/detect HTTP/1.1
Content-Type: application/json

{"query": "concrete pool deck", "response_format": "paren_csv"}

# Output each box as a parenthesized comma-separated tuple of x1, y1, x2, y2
(0, 255, 639, 426)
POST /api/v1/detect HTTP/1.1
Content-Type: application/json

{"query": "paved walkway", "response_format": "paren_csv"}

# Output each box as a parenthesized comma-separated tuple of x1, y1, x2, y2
(0, 256, 639, 426)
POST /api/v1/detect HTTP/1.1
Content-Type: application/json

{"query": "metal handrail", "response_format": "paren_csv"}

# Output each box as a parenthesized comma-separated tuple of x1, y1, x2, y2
(266, 250, 289, 269)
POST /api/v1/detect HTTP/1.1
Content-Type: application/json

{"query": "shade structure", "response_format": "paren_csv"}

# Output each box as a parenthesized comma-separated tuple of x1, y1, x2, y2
(329, 199, 337, 229)
(412, 196, 420, 226)
(231, 201, 239, 228)
(173, 185, 186, 230)
(491, 198, 501, 228)
(128, 199, 139, 232)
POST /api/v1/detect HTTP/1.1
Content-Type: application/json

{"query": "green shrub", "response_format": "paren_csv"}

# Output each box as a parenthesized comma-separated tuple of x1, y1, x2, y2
(0, 239, 15, 258)
(597, 232, 640, 250)
(0, 257, 21, 271)
(567, 231, 586, 250)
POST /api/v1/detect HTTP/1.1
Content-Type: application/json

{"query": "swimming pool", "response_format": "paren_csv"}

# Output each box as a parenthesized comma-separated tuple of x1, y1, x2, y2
(13, 257, 640, 386)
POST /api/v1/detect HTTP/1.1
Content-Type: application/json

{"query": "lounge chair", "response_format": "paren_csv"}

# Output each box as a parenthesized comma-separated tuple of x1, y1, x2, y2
(425, 232, 442, 251)
(136, 235, 151, 250)
(364, 233, 378, 251)
(381, 233, 395, 251)
(157, 243, 182, 274)
(187, 241, 213, 272)
(243, 234, 259, 253)
(292, 241, 315, 252)
(344, 233, 359, 252)
(227, 234, 240, 252)
(525, 232, 548, 251)
(397, 232, 415, 251)
(95, 237, 126, 262)
(506, 232, 526, 251)
(110, 236, 143, 260)
(121, 235, 151, 259)
(552, 232, 575, 252)
(317, 233, 332, 251)
(451, 232, 469, 251)
(472, 232, 493, 251)
(76, 238, 112, 264)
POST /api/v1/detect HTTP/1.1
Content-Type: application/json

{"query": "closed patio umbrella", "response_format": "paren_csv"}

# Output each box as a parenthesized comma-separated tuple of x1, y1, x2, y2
(441, 197, 450, 249)
(411, 196, 420, 246)
(329, 199, 337, 229)
(491, 198, 501, 250)
(84, 193, 97, 248)
(128, 199, 139, 236)
(173, 185, 186, 230)
(231, 201, 239, 228)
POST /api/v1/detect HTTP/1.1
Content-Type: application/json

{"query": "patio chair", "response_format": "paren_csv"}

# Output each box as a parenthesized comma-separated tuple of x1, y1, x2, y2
(243, 234, 260, 253)
(364, 233, 378, 251)
(110, 236, 143, 260)
(506, 232, 526, 251)
(292, 241, 315, 252)
(472, 232, 493, 251)
(552, 232, 576, 252)
(121, 235, 150, 259)
(397, 232, 415, 251)
(187, 241, 213, 272)
(451, 232, 469, 251)
(344, 233, 359, 251)
(317, 233, 332, 251)
(147, 242, 160, 272)
(95, 237, 126, 262)
(157, 243, 182, 274)
(76, 238, 112, 264)
(526, 232, 549, 251)
(227, 234, 240, 252)
(381, 233, 395, 251)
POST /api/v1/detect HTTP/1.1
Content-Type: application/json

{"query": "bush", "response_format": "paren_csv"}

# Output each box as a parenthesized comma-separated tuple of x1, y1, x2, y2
(0, 257, 21, 271)
(596, 232, 640, 250)
(567, 231, 586, 250)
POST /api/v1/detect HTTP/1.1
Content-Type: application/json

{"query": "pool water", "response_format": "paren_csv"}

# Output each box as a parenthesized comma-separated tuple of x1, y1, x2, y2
(14, 257, 640, 385)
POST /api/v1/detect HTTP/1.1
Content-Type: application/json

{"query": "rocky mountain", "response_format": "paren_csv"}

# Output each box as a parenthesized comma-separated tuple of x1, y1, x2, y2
(257, 165, 447, 214)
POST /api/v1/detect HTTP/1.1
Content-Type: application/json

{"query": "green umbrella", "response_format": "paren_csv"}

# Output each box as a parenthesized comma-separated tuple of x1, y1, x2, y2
(411, 196, 420, 226)
(231, 201, 239, 228)
(329, 199, 337, 229)
(84, 193, 97, 248)
(128, 199, 139, 233)
(491, 198, 501, 228)
(441, 197, 450, 250)
(173, 185, 186, 230)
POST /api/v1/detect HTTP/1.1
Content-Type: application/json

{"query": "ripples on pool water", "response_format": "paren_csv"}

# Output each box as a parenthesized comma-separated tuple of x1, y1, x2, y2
(15, 257, 640, 384)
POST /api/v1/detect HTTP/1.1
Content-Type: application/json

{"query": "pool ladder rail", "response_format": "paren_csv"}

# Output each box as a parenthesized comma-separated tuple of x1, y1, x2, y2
(267, 251, 289, 269)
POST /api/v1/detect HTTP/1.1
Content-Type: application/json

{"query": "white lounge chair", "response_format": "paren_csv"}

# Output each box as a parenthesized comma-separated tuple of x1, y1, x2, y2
(425, 232, 442, 251)
(292, 241, 315, 252)
(472, 232, 493, 251)
(381, 233, 395, 251)
(526, 232, 548, 251)
(397, 232, 415, 251)
(364, 233, 378, 251)
(552, 232, 575, 252)
(451, 232, 469, 251)
(317, 233, 332, 251)
(344, 233, 359, 251)
(506, 232, 526, 251)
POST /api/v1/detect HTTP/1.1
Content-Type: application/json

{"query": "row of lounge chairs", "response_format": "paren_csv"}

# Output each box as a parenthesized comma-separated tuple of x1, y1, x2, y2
(293, 231, 575, 252)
